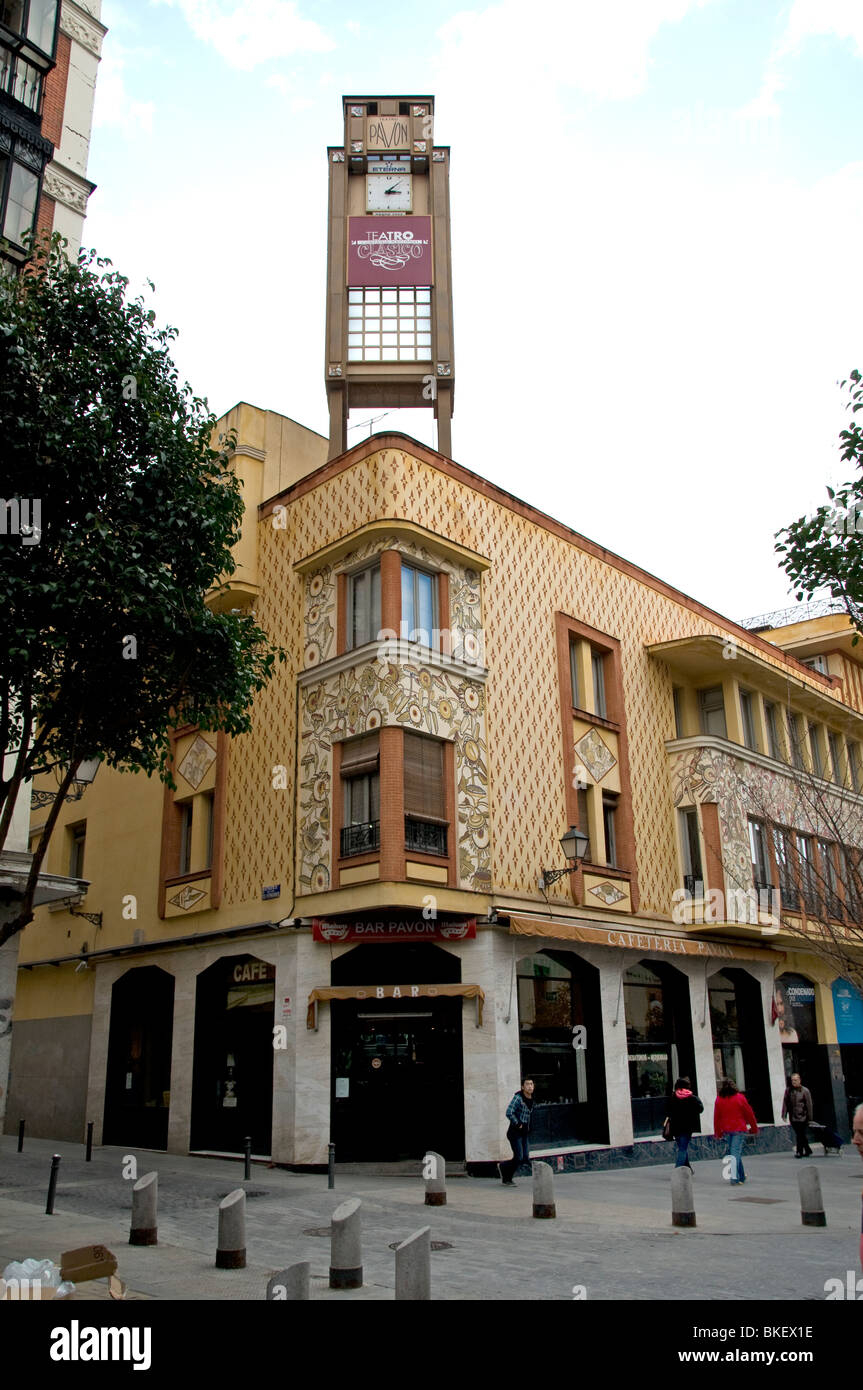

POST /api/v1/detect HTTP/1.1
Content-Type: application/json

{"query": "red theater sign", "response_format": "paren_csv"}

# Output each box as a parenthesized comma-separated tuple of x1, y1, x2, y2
(347, 216, 433, 286)
(312, 917, 476, 944)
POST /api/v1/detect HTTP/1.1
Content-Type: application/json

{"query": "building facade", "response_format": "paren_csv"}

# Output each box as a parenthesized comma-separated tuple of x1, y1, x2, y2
(1, 0, 104, 268)
(7, 405, 863, 1164)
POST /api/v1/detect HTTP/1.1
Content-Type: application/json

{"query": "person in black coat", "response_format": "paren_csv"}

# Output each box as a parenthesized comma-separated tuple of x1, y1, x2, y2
(667, 1076, 704, 1170)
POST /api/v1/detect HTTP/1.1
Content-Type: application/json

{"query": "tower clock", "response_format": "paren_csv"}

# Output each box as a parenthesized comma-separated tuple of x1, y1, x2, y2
(324, 95, 455, 460)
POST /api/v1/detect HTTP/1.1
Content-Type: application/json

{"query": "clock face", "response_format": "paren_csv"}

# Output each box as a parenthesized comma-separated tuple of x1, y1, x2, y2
(366, 173, 412, 212)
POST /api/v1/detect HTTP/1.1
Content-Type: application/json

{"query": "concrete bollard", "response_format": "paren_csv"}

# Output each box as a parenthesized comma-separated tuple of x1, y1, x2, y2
(671, 1166, 696, 1227)
(424, 1151, 446, 1207)
(532, 1161, 556, 1219)
(216, 1188, 247, 1268)
(395, 1226, 431, 1300)
(798, 1166, 827, 1227)
(329, 1197, 362, 1289)
(267, 1263, 310, 1300)
(129, 1171, 158, 1246)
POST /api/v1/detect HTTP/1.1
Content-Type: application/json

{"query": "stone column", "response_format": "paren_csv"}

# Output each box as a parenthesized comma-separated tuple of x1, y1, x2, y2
(166, 953, 195, 1154)
(596, 953, 634, 1148)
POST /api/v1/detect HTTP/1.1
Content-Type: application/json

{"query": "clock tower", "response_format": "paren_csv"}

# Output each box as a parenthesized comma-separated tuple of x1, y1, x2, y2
(324, 95, 455, 460)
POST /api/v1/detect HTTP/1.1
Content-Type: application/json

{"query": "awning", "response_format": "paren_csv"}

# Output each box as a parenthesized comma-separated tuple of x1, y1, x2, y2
(508, 915, 783, 963)
(307, 982, 484, 1029)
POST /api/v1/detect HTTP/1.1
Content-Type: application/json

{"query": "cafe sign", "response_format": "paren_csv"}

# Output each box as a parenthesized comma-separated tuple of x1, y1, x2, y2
(312, 918, 476, 944)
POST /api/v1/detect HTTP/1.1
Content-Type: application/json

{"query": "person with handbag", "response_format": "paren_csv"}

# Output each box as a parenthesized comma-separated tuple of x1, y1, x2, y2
(714, 1077, 759, 1184)
(781, 1072, 813, 1157)
(664, 1076, 703, 1170)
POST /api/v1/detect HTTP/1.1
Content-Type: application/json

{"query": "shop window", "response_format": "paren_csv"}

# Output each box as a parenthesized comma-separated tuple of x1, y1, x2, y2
(404, 731, 447, 856)
(516, 951, 591, 1141)
(698, 686, 726, 738)
(774, 974, 818, 1045)
(68, 820, 86, 879)
(401, 562, 437, 647)
(341, 733, 380, 856)
(679, 808, 703, 895)
(346, 563, 381, 650)
(709, 972, 745, 1090)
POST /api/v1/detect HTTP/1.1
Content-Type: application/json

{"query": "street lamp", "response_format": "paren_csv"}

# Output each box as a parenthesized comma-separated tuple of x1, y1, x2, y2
(539, 825, 590, 891)
(31, 756, 101, 809)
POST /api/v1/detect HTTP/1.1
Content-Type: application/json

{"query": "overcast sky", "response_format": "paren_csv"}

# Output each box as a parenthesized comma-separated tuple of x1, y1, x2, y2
(86, 0, 863, 626)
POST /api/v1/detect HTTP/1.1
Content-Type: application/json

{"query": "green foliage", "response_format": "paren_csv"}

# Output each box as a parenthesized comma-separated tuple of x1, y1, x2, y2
(775, 370, 863, 631)
(0, 233, 284, 799)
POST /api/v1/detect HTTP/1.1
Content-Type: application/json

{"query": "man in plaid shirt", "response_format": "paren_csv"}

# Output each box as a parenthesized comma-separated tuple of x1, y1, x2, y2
(499, 1078, 535, 1185)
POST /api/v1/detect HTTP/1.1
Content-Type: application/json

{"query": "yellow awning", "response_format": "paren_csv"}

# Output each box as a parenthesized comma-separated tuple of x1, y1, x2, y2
(307, 982, 484, 1028)
(508, 915, 782, 963)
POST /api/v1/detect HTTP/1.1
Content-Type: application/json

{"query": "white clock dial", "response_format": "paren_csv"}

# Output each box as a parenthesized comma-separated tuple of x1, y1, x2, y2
(366, 173, 412, 212)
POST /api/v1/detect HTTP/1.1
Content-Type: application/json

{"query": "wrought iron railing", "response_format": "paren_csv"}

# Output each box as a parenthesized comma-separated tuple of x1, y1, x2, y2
(340, 821, 380, 857)
(405, 817, 447, 856)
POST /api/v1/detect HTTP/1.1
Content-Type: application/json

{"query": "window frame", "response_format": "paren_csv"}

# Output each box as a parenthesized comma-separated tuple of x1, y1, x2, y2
(591, 648, 607, 719)
(679, 807, 703, 894)
(764, 701, 782, 761)
(345, 561, 381, 651)
(739, 688, 757, 750)
(698, 685, 727, 739)
(400, 560, 439, 649)
(602, 792, 618, 867)
(68, 820, 86, 879)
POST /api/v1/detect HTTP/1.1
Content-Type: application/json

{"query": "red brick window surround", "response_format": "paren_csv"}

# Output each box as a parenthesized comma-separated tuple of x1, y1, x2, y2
(555, 612, 639, 910)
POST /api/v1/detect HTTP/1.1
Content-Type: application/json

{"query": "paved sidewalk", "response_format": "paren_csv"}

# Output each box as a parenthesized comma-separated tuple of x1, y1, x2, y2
(1, 1136, 861, 1300)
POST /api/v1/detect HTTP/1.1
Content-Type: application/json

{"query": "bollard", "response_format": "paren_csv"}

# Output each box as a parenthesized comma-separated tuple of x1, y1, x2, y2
(45, 1154, 61, 1215)
(329, 1196, 362, 1289)
(671, 1166, 696, 1227)
(395, 1226, 431, 1301)
(244, 1136, 252, 1182)
(424, 1151, 446, 1207)
(267, 1263, 310, 1300)
(17, 1119, 24, 1153)
(328, 1142, 335, 1190)
(798, 1166, 827, 1227)
(129, 1171, 158, 1246)
(532, 1161, 556, 1219)
(85, 1121, 94, 1162)
(216, 1188, 247, 1268)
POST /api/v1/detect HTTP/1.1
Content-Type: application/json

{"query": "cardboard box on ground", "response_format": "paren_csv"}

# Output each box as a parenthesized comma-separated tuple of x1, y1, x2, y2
(1, 1246, 132, 1300)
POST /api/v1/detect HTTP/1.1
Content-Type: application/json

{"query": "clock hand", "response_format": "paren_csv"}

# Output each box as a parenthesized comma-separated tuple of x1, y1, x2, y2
(385, 182, 403, 193)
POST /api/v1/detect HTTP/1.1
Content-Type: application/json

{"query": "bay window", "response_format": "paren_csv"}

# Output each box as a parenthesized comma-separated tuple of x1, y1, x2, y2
(340, 733, 380, 856)
(404, 731, 447, 856)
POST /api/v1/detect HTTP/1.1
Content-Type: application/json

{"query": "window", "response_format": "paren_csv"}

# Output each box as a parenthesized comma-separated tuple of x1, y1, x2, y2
(0, 1, 57, 53)
(404, 731, 447, 855)
(749, 818, 771, 891)
(803, 654, 829, 675)
(1, 155, 39, 247)
(204, 792, 215, 870)
(672, 687, 683, 738)
(1, 52, 42, 110)
(828, 731, 842, 784)
(591, 649, 607, 718)
(818, 840, 840, 918)
(739, 689, 757, 750)
(68, 821, 86, 879)
(808, 723, 823, 778)
(347, 287, 432, 361)
(576, 787, 591, 861)
(773, 828, 798, 911)
(341, 733, 380, 856)
(698, 685, 726, 738)
(680, 808, 703, 894)
(849, 741, 861, 793)
(178, 802, 193, 875)
(602, 793, 618, 867)
(764, 702, 781, 760)
(787, 712, 804, 770)
(569, 639, 582, 710)
(346, 563, 381, 650)
(401, 563, 437, 646)
(795, 833, 818, 914)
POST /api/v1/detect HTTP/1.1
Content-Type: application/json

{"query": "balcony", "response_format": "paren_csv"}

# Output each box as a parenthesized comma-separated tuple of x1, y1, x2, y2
(340, 821, 380, 857)
(405, 817, 447, 857)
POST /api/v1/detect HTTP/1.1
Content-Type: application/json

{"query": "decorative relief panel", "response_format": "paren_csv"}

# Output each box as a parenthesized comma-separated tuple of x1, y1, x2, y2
(298, 657, 489, 894)
(574, 727, 616, 783)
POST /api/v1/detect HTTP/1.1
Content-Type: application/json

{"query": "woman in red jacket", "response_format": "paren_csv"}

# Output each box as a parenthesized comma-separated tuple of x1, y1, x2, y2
(713, 1078, 758, 1185)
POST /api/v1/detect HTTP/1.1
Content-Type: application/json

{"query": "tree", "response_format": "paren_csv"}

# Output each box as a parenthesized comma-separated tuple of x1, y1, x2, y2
(776, 369, 863, 634)
(0, 234, 284, 946)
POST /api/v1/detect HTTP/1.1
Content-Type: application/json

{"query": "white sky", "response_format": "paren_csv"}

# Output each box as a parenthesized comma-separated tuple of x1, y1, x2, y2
(85, 0, 863, 625)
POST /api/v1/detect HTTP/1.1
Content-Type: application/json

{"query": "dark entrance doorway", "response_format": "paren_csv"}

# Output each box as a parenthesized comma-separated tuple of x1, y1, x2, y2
(103, 966, 174, 1149)
(330, 943, 465, 1161)
(191, 955, 274, 1155)
(624, 960, 696, 1136)
(709, 968, 773, 1121)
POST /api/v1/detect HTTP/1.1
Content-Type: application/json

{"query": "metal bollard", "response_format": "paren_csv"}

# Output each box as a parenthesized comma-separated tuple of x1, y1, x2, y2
(244, 1136, 251, 1182)
(798, 1166, 827, 1227)
(328, 1142, 335, 1190)
(45, 1154, 61, 1215)
(329, 1197, 362, 1289)
(671, 1166, 696, 1227)
(85, 1121, 94, 1162)
(17, 1118, 24, 1153)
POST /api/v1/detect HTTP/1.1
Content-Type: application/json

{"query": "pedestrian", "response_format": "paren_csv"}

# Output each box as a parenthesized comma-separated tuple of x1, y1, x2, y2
(781, 1071, 814, 1157)
(499, 1078, 534, 1185)
(853, 1103, 863, 1267)
(666, 1076, 703, 1170)
(713, 1077, 758, 1185)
